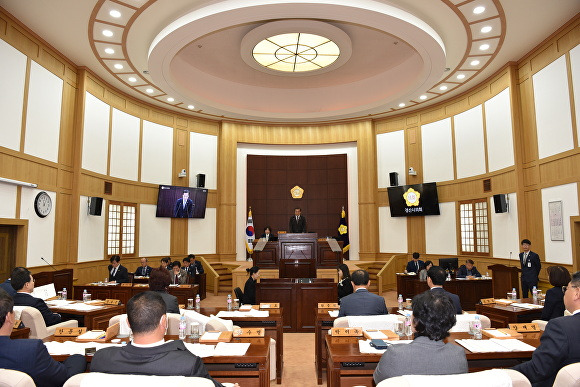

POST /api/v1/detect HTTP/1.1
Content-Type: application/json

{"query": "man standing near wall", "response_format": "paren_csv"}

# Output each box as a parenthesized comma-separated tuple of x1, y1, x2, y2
(519, 239, 541, 298)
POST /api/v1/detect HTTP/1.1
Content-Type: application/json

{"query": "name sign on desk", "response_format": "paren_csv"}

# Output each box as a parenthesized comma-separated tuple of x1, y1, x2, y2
(120, 283, 132, 287)
(233, 328, 265, 337)
(508, 323, 540, 332)
(54, 327, 87, 337)
(180, 284, 192, 288)
(13, 320, 21, 329)
(260, 302, 279, 309)
(331, 327, 363, 337)
(318, 302, 339, 309)
(480, 298, 495, 305)
(104, 299, 121, 305)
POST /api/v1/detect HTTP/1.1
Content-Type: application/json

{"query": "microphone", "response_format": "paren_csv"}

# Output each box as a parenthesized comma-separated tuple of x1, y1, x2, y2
(41, 257, 58, 271)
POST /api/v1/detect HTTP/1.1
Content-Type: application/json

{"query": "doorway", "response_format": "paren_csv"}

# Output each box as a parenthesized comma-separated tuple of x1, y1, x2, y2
(0, 225, 17, 281)
(571, 216, 580, 273)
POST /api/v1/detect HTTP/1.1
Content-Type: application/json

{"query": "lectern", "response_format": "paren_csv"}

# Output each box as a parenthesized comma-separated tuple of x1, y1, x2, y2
(278, 233, 317, 278)
(488, 264, 521, 298)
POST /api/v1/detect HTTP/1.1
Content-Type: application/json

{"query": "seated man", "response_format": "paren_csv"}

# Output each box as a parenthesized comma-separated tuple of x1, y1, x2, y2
(338, 270, 388, 317)
(183, 254, 204, 275)
(0, 277, 15, 297)
(134, 257, 152, 277)
(108, 255, 129, 283)
(0, 289, 86, 387)
(405, 252, 424, 273)
(11, 267, 62, 327)
(169, 261, 188, 285)
(514, 271, 580, 386)
(427, 266, 462, 314)
(91, 291, 225, 387)
(374, 291, 467, 383)
(456, 259, 482, 278)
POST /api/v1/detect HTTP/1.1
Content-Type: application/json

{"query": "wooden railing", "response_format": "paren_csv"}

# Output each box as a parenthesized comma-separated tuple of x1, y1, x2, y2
(198, 256, 219, 296)
(375, 254, 405, 293)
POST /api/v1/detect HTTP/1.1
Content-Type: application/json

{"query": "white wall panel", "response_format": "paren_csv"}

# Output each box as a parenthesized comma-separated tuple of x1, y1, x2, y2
(20, 188, 56, 267)
(379, 206, 407, 253)
(570, 44, 580, 145)
(377, 131, 406, 188)
(425, 202, 457, 255)
(421, 118, 454, 182)
(485, 89, 515, 171)
(77, 196, 105, 262)
(141, 121, 173, 184)
(139, 204, 171, 256)
(454, 105, 486, 179)
(490, 193, 519, 259)
(188, 208, 216, 254)
(189, 133, 217, 190)
(110, 109, 140, 181)
(0, 40, 27, 151)
(82, 93, 110, 174)
(24, 61, 63, 162)
(0, 183, 18, 219)
(533, 55, 574, 158)
(541, 183, 578, 264)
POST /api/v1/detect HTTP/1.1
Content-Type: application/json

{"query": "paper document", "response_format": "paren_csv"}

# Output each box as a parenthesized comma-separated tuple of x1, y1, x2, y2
(216, 310, 269, 318)
(76, 331, 106, 340)
(511, 303, 543, 309)
(44, 341, 124, 355)
(364, 330, 388, 340)
(483, 329, 510, 338)
(213, 342, 251, 356)
(46, 300, 75, 307)
(54, 303, 105, 311)
(358, 339, 387, 354)
(183, 343, 216, 358)
(32, 284, 57, 300)
(328, 310, 339, 317)
(455, 338, 536, 353)
(200, 332, 222, 341)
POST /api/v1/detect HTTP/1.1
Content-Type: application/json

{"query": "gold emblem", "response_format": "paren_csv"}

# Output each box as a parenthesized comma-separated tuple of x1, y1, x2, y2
(290, 185, 304, 199)
(403, 188, 420, 207)
(338, 224, 348, 235)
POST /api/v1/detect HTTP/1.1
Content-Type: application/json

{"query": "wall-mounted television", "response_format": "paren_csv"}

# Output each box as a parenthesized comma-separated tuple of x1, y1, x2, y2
(387, 182, 440, 217)
(156, 185, 208, 218)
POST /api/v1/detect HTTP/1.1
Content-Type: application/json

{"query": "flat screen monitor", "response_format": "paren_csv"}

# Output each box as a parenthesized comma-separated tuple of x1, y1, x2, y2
(156, 185, 208, 218)
(387, 182, 440, 217)
(439, 258, 459, 272)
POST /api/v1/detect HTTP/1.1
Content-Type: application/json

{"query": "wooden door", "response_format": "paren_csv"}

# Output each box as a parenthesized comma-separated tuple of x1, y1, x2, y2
(0, 226, 16, 281)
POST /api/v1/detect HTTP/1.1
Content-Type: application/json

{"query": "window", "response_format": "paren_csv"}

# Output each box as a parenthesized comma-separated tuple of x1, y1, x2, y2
(107, 202, 136, 256)
(459, 199, 489, 255)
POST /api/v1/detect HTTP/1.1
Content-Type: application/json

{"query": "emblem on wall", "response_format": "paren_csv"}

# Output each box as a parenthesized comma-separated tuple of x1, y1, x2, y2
(290, 185, 304, 199)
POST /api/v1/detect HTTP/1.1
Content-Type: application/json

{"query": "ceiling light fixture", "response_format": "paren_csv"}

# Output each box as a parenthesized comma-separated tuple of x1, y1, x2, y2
(457, 74, 466, 80)
(470, 60, 480, 66)
(398, 103, 406, 107)
(473, 6, 485, 14)
(479, 44, 490, 51)
(481, 26, 492, 33)
(146, 88, 154, 93)
(128, 77, 137, 82)
(114, 64, 123, 69)
(167, 97, 175, 102)
(187, 105, 195, 110)
(109, 10, 121, 18)
(419, 95, 427, 100)
(104, 48, 115, 55)
(439, 85, 448, 91)
(102, 30, 113, 37)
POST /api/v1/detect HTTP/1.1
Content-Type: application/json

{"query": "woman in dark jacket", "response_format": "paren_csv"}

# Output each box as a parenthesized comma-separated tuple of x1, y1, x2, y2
(148, 268, 179, 313)
(541, 265, 571, 320)
(243, 266, 260, 305)
(337, 264, 353, 302)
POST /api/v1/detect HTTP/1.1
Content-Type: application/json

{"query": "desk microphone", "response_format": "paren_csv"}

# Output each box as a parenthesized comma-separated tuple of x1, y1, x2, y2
(41, 257, 58, 271)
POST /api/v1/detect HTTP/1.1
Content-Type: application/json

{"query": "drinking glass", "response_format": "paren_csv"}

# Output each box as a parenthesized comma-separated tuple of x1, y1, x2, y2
(187, 298, 194, 309)
(189, 322, 200, 339)
(86, 294, 91, 302)
(394, 321, 404, 336)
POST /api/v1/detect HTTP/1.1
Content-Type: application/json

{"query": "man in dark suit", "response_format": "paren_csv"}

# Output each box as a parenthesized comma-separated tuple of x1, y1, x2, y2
(260, 226, 277, 241)
(405, 252, 424, 273)
(183, 254, 204, 275)
(134, 257, 152, 277)
(108, 255, 129, 283)
(91, 291, 224, 387)
(519, 239, 541, 298)
(0, 278, 15, 297)
(0, 288, 86, 387)
(456, 259, 482, 278)
(10, 267, 62, 327)
(427, 266, 462, 314)
(289, 207, 307, 233)
(338, 270, 388, 317)
(514, 271, 580, 386)
(174, 190, 194, 218)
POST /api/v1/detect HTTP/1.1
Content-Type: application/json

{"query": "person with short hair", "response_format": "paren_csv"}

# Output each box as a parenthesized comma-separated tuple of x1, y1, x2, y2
(0, 276, 15, 297)
(160, 257, 171, 270)
(11, 267, 62, 326)
(427, 266, 462, 314)
(541, 265, 571, 321)
(260, 226, 277, 241)
(456, 259, 482, 278)
(243, 267, 260, 305)
(183, 254, 204, 275)
(174, 189, 194, 218)
(519, 239, 541, 298)
(108, 255, 129, 283)
(289, 207, 307, 233)
(337, 264, 353, 302)
(418, 260, 433, 281)
(338, 270, 388, 317)
(91, 291, 225, 386)
(373, 291, 467, 383)
(406, 252, 424, 273)
(148, 268, 179, 314)
(514, 271, 580, 386)
(0, 288, 86, 387)
(135, 257, 152, 277)
(169, 261, 188, 285)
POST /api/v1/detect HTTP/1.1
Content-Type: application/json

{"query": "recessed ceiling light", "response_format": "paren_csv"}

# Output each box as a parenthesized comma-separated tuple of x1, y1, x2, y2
(167, 97, 175, 102)
(479, 44, 490, 51)
(439, 85, 448, 91)
(398, 103, 406, 107)
(473, 6, 485, 14)
(102, 30, 113, 37)
(128, 77, 137, 83)
(470, 60, 480, 66)
(419, 95, 427, 100)
(146, 88, 154, 93)
(187, 105, 195, 110)
(109, 10, 121, 18)
(114, 64, 123, 70)
(104, 48, 115, 55)
(457, 74, 466, 80)
(481, 26, 492, 33)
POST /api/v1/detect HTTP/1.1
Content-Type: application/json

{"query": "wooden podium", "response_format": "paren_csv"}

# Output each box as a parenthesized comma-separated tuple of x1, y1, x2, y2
(488, 264, 521, 298)
(278, 233, 317, 278)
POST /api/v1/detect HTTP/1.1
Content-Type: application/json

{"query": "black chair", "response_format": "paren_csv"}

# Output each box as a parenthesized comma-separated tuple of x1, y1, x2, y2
(234, 287, 244, 303)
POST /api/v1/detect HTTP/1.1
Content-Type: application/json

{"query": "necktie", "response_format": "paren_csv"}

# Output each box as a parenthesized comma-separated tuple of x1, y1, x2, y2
(112, 267, 117, 277)
(416, 261, 418, 271)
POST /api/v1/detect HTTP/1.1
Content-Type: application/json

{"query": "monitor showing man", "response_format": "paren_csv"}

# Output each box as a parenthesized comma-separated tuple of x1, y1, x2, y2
(338, 270, 388, 317)
(174, 189, 194, 218)
(289, 207, 307, 233)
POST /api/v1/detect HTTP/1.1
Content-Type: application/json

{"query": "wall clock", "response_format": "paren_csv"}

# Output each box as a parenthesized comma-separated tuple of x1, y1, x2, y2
(34, 191, 52, 218)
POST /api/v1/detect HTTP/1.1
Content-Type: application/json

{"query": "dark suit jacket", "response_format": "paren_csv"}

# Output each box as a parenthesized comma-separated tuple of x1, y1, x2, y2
(243, 277, 257, 305)
(514, 313, 580, 386)
(338, 278, 354, 301)
(289, 215, 307, 233)
(0, 336, 71, 387)
(186, 260, 204, 275)
(108, 264, 129, 283)
(519, 251, 541, 284)
(0, 279, 16, 296)
(338, 288, 388, 317)
(456, 265, 482, 278)
(154, 290, 179, 314)
(406, 260, 424, 273)
(430, 287, 462, 314)
(91, 340, 222, 387)
(541, 287, 566, 321)
(260, 233, 278, 241)
(13, 292, 61, 327)
(134, 265, 152, 276)
(174, 198, 194, 218)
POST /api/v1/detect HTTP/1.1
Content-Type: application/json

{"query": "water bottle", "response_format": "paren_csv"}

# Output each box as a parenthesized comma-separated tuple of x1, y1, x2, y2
(473, 315, 482, 339)
(511, 287, 517, 300)
(62, 288, 67, 300)
(179, 314, 187, 340)
(397, 294, 404, 311)
(485, 272, 489, 278)
(195, 294, 201, 312)
(532, 286, 538, 303)
(404, 315, 412, 337)
(446, 271, 451, 281)
(82, 289, 88, 302)
(227, 294, 232, 311)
